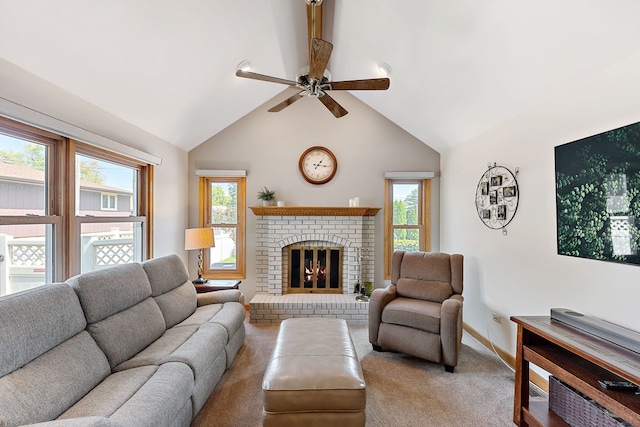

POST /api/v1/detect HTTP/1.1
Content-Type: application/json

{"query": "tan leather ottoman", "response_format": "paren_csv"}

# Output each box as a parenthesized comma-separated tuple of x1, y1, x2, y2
(262, 318, 366, 427)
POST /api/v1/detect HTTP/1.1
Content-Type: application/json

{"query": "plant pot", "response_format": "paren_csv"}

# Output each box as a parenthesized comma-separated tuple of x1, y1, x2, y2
(364, 282, 374, 297)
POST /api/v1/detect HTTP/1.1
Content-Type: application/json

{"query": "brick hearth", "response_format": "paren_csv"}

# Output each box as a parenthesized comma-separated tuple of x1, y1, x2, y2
(249, 294, 369, 324)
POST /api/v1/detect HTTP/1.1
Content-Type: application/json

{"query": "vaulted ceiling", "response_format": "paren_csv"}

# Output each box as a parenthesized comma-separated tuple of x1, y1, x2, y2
(1, 1, 640, 153)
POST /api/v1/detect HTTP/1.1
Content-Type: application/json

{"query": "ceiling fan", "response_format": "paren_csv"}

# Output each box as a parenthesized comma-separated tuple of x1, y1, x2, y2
(235, 0, 390, 118)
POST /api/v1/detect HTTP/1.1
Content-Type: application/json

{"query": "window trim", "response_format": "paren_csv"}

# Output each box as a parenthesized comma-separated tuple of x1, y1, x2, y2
(384, 178, 431, 279)
(199, 176, 246, 279)
(69, 141, 152, 274)
(0, 117, 66, 281)
(0, 116, 153, 285)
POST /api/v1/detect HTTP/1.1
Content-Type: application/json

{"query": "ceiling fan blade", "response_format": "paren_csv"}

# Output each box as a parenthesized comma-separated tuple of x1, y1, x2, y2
(309, 38, 333, 82)
(327, 78, 390, 91)
(268, 92, 305, 112)
(318, 91, 348, 118)
(235, 70, 297, 86)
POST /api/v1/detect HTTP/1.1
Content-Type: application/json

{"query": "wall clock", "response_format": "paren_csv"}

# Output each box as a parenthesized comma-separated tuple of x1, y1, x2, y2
(475, 163, 519, 235)
(299, 146, 337, 185)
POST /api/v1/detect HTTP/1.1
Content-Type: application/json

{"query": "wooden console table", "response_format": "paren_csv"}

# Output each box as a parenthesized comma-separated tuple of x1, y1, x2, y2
(512, 316, 640, 426)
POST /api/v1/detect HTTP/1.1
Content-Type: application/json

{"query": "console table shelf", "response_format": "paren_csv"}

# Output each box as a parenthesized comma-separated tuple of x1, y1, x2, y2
(512, 316, 640, 427)
(524, 400, 567, 427)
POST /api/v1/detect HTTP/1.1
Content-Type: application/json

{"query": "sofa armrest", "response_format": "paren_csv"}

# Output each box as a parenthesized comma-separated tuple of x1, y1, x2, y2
(23, 417, 121, 427)
(440, 295, 463, 367)
(368, 285, 397, 345)
(197, 289, 244, 306)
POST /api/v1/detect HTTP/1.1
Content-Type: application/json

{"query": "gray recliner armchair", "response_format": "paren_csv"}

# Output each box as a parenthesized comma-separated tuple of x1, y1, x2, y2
(369, 251, 464, 372)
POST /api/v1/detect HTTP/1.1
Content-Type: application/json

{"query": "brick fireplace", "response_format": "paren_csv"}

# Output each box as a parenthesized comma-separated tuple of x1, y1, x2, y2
(249, 206, 379, 323)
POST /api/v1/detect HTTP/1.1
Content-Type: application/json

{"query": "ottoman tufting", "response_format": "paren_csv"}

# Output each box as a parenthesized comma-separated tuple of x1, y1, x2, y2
(262, 318, 366, 427)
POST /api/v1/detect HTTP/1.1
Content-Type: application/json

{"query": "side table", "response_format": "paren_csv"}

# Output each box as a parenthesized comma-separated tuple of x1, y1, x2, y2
(194, 280, 241, 294)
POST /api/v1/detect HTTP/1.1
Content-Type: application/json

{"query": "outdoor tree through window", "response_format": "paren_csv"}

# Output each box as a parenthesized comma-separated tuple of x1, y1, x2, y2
(384, 179, 431, 278)
(0, 116, 153, 296)
(201, 176, 245, 279)
(0, 129, 59, 296)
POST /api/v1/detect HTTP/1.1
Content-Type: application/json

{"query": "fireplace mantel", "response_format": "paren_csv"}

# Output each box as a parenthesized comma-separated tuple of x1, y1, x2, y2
(249, 206, 380, 216)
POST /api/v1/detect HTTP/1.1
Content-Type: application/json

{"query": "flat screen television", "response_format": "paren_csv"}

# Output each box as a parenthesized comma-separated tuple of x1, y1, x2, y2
(555, 120, 640, 265)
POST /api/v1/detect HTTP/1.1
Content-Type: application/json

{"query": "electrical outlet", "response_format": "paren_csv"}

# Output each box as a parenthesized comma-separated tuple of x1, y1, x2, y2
(492, 313, 502, 323)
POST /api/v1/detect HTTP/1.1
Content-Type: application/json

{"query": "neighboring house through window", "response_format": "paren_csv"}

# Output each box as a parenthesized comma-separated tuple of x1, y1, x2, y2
(0, 117, 154, 296)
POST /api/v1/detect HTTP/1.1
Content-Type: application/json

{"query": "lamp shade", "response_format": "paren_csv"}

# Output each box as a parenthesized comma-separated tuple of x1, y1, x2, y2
(184, 228, 215, 250)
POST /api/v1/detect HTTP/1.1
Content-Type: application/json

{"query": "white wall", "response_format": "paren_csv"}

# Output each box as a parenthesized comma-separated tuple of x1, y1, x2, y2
(188, 88, 441, 301)
(0, 59, 189, 263)
(441, 52, 640, 355)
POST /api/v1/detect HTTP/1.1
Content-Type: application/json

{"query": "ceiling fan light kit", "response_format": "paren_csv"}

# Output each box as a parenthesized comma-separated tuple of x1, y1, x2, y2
(236, 60, 251, 72)
(377, 62, 392, 76)
(236, 0, 389, 118)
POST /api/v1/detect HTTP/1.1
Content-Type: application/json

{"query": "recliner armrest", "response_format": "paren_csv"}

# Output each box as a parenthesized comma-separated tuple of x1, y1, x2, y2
(197, 289, 244, 306)
(370, 285, 397, 309)
(368, 285, 397, 345)
(440, 295, 463, 367)
(441, 296, 462, 319)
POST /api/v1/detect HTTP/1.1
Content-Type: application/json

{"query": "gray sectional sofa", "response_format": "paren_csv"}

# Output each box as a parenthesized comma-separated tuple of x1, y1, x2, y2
(0, 254, 246, 427)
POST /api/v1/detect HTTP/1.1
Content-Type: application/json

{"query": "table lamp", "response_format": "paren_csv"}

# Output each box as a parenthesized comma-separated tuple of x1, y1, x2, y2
(184, 227, 215, 284)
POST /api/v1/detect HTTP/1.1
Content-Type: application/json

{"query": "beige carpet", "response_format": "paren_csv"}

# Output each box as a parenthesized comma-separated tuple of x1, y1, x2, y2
(191, 318, 518, 427)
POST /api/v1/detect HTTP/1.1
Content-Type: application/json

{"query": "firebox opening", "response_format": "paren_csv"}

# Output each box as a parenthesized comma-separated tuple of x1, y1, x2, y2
(288, 245, 343, 293)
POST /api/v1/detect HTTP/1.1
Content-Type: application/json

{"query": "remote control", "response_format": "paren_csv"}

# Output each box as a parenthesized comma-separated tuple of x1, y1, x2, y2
(598, 380, 639, 392)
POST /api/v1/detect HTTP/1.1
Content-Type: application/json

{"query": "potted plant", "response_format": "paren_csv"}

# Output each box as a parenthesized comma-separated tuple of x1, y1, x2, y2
(355, 281, 373, 302)
(257, 186, 276, 206)
(364, 281, 374, 297)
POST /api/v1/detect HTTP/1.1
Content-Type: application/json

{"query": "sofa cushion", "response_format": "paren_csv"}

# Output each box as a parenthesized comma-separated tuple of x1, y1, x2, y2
(381, 297, 441, 334)
(142, 254, 190, 296)
(67, 262, 168, 369)
(108, 363, 194, 427)
(396, 277, 453, 303)
(112, 321, 229, 415)
(0, 331, 110, 426)
(21, 416, 122, 426)
(142, 255, 197, 328)
(87, 298, 167, 369)
(113, 325, 200, 371)
(152, 281, 197, 329)
(59, 363, 194, 427)
(0, 283, 87, 378)
(67, 263, 153, 324)
(203, 302, 246, 337)
(161, 324, 228, 371)
(160, 324, 229, 414)
(175, 303, 224, 328)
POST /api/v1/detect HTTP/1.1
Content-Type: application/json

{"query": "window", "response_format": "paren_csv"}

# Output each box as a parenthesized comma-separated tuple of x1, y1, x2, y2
(101, 194, 117, 211)
(200, 176, 245, 279)
(0, 116, 153, 296)
(73, 146, 150, 274)
(0, 121, 62, 296)
(384, 179, 431, 278)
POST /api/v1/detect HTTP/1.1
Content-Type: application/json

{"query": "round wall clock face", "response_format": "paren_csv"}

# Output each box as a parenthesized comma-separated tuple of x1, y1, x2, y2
(299, 146, 337, 185)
